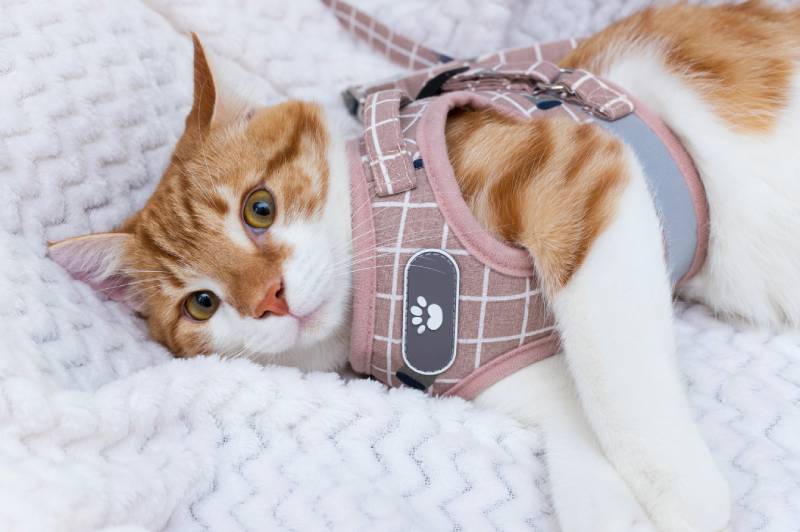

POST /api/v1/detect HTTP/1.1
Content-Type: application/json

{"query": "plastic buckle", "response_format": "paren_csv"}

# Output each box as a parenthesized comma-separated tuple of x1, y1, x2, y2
(415, 66, 471, 100)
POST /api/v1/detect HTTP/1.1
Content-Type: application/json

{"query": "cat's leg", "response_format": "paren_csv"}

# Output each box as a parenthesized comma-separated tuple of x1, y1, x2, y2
(476, 356, 657, 532)
(549, 164, 730, 531)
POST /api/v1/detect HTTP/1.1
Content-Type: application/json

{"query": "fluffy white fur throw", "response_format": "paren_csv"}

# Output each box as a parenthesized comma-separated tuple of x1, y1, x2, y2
(1, 0, 799, 530)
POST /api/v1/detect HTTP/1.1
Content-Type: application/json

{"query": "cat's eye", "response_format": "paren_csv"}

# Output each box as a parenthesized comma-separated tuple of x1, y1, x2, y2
(243, 189, 275, 229)
(184, 291, 220, 321)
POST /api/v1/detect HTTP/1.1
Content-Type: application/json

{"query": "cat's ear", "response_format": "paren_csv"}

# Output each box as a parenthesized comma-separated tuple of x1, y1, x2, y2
(186, 33, 253, 133)
(48, 233, 145, 312)
(187, 32, 218, 133)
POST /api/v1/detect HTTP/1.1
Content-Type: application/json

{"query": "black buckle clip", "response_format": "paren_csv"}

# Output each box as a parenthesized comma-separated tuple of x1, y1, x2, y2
(415, 66, 470, 100)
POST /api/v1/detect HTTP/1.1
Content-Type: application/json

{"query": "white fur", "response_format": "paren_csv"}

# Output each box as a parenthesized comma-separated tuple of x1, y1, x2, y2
(476, 49, 800, 532)
(606, 49, 800, 327)
(475, 356, 658, 532)
(479, 154, 731, 532)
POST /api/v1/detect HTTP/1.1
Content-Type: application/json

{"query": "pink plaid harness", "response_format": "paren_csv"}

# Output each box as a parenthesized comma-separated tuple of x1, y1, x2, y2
(329, 0, 709, 399)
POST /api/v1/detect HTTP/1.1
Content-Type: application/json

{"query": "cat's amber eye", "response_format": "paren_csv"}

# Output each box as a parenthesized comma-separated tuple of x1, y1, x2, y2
(243, 189, 275, 229)
(184, 291, 220, 321)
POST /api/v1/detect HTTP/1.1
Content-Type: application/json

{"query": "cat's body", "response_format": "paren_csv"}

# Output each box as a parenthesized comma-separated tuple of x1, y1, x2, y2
(49, 2, 800, 531)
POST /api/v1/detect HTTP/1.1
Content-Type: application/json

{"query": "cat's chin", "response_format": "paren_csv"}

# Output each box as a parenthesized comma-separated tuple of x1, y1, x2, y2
(261, 316, 351, 373)
(295, 307, 321, 329)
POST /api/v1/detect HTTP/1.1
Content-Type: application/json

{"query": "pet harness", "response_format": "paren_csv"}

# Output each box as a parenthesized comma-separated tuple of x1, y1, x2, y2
(326, 0, 710, 398)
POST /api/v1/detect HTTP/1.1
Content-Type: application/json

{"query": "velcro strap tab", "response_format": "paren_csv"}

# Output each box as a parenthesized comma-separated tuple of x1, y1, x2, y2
(559, 69, 634, 120)
(363, 89, 417, 197)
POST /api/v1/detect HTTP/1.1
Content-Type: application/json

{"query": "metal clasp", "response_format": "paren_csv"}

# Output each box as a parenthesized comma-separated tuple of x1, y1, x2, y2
(535, 68, 576, 95)
(536, 68, 575, 96)
(535, 81, 573, 95)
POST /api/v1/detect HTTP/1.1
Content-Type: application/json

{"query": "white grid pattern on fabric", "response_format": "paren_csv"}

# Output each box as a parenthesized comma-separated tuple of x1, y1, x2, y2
(364, 90, 424, 198)
(488, 91, 538, 117)
(570, 72, 592, 91)
(519, 277, 532, 347)
(459, 327, 556, 345)
(332, 2, 436, 69)
(361, 75, 571, 393)
(366, 93, 396, 194)
(532, 42, 543, 64)
(367, 91, 551, 381)
(375, 288, 542, 303)
(373, 325, 556, 346)
(376, 246, 469, 256)
(382, 190, 412, 384)
(578, 72, 633, 113)
(335, 4, 644, 393)
(473, 266, 491, 369)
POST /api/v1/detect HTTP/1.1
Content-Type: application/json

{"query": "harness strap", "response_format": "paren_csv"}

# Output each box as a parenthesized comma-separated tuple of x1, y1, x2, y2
(324, 1, 634, 121)
(362, 89, 417, 196)
(443, 64, 634, 120)
(558, 69, 634, 121)
(327, 0, 636, 198)
(322, 0, 453, 69)
(443, 61, 562, 91)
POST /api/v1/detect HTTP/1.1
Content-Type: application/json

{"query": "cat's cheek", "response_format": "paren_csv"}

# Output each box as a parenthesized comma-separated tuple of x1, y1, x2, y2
(205, 303, 303, 357)
(272, 222, 338, 312)
(167, 321, 214, 358)
(242, 319, 302, 355)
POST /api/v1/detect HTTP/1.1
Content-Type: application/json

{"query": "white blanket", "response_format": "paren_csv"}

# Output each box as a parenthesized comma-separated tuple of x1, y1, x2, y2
(0, 0, 798, 530)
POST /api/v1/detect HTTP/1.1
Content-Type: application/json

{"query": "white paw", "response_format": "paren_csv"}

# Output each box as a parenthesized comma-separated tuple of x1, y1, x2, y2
(616, 438, 731, 532)
(644, 463, 731, 532)
(554, 461, 658, 532)
(409, 296, 443, 334)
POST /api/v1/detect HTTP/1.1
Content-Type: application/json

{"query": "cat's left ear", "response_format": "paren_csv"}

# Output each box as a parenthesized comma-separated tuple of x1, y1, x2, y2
(186, 32, 218, 133)
(187, 33, 253, 133)
(48, 233, 145, 313)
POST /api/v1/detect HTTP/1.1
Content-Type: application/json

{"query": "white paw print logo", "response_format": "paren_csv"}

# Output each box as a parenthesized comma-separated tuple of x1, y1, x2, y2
(410, 296, 443, 334)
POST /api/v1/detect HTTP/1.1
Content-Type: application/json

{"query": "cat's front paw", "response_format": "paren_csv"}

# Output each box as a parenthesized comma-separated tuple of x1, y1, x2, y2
(645, 465, 731, 532)
(559, 483, 658, 532)
(624, 441, 731, 532)
(554, 460, 658, 532)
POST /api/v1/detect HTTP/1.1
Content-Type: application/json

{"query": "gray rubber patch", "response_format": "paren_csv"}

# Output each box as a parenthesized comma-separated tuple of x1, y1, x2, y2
(401, 249, 460, 376)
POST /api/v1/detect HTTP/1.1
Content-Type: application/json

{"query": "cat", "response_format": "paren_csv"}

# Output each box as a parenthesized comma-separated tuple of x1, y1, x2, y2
(48, 1, 800, 531)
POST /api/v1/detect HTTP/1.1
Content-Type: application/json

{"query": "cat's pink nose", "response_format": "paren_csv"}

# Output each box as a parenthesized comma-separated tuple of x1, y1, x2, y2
(254, 280, 288, 318)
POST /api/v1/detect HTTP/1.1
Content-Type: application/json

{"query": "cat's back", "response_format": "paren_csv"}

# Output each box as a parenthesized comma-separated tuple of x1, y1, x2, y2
(562, 0, 800, 326)
(562, 1, 800, 133)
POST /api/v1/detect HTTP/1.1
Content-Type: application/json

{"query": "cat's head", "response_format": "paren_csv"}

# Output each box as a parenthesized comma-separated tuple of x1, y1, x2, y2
(49, 35, 352, 370)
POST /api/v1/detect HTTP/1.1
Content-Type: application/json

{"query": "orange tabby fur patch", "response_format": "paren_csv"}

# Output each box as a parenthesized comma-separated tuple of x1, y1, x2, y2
(561, 0, 800, 133)
(446, 108, 628, 294)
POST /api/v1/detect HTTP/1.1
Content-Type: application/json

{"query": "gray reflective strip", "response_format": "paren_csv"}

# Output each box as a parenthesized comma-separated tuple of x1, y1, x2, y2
(594, 113, 697, 286)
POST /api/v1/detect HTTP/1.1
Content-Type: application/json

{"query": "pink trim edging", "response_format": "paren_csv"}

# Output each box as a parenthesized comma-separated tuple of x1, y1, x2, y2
(416, 92, 536, 279)
(348, 140, 377, 374)
(445, 334, 561, 400)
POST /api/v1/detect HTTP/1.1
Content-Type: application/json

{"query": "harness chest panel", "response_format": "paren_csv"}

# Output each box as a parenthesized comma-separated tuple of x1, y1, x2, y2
(348, 96, 558, 400)
(337, 0, 708, 399)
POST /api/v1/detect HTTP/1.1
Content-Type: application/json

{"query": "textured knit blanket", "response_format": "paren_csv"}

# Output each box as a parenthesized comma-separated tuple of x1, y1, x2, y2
(1, 0, 799, 530)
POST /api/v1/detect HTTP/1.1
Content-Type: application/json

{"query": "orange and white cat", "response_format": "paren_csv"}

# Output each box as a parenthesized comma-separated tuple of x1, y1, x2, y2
(49, 2, 800, 531)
